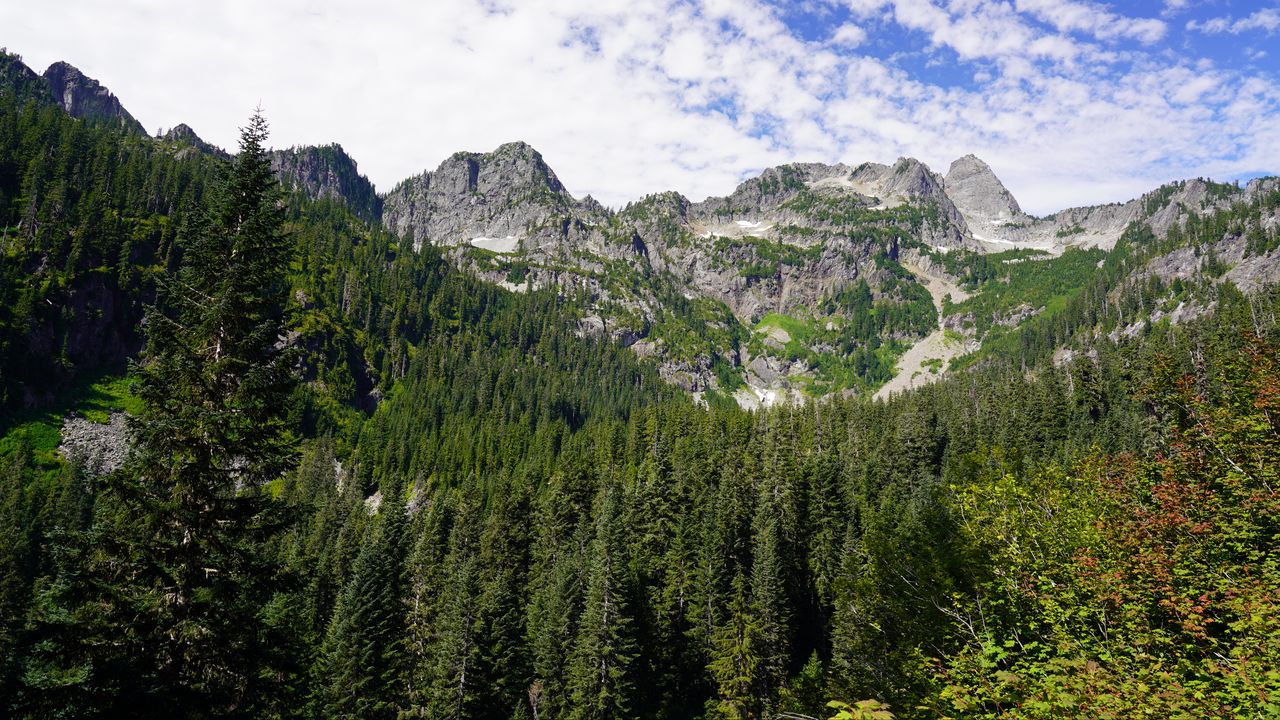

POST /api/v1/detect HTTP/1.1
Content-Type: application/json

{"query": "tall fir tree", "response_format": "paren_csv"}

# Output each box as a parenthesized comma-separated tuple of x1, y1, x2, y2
(20, 110, 298, 718)
(316, 500, 407, 719)
(706, 573, 763, 720)
(566, 482, 636, 720)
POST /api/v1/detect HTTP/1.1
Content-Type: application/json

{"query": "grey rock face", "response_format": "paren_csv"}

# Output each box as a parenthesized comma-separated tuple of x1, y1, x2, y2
(271, 144, 381, 223)
(941, 156, 1249, 253)
(42, 61, 145, 134)
(944, 154, 1024, 223)
(382, 141, 580, 251)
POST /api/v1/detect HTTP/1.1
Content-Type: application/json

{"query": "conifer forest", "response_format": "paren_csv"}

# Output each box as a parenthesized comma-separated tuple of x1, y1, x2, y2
(2, 46, 1280, 720)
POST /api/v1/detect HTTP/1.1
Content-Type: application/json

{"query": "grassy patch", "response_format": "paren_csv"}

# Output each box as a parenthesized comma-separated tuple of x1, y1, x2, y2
(0, 368, 140, 473)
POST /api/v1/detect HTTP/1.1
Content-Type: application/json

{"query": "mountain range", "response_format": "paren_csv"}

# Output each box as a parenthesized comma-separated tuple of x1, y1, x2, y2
(5, 47, 1280, 720)
(9, 53, 1280, 406)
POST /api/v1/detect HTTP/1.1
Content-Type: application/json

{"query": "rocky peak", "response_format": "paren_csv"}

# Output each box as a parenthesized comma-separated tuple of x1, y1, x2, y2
(382, 141, 577, 250)
(42, 61, 144, 134)
(271, 143, 380, 223)
(694, 163, 837, 219)
(883, 157, 949, 203)
(628, 191, 692, 219)
(0, 51, 53, 104)
(162, 123, 228, 159)
(943, 154, 1024, 222)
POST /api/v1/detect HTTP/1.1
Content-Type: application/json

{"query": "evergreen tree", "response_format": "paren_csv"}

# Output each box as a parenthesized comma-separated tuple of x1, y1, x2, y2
(20, 110, 297, 718)
(316, 501, 407, 719)
(706, 573, 763, 720)
(566, 483, 636, 720)
(0, 443, 30, 701)
(417, 489, 485, 720)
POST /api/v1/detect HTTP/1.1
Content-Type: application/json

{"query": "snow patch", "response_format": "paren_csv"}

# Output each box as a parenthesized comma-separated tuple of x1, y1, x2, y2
(754, 386, 779, 407)
(470, 235, 520, 253)
(734, 383, 780, 410)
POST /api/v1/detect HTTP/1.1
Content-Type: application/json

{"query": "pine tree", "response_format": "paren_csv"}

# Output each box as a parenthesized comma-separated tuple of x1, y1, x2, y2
(20, 110, 298, 718)
(416, 489, 485, 720)
(706, 573, 763, 720)
(316, 501, 407, 719)
(0, 443, 30, 700)
(566, 483, 636, 720)
(749, 481, 791, 718)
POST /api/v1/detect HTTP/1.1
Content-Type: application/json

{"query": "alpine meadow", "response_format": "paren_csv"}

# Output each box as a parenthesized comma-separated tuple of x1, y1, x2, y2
(2, 4, 1280, 718)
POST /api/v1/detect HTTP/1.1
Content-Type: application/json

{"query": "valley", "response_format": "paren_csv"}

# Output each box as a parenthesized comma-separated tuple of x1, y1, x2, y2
(2, 47, 1280, 720)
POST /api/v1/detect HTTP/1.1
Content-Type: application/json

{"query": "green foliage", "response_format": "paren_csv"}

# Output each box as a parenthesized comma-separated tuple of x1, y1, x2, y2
(748, 270, 933, 395)
(827, 699, 896, 720)
(18, 111, 300, 718)
(316, 502, 407, 719)
(5, 47, 1280, 720)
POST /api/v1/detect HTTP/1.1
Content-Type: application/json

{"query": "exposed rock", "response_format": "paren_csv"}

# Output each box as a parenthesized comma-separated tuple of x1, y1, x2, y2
(994, 303, 1041, 327)
(945, 154, 1023, 222)
(271, 144, 381, 223)
(59, 412, 130, 475)
(163, 123, 228, 159)
(947, 162, 1248, 254)
(42, 61, 145, 134)
(383, 141, 583, 251)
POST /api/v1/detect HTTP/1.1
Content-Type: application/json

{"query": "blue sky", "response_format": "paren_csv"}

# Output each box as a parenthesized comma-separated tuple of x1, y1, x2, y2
(3, 0, 1278, 214)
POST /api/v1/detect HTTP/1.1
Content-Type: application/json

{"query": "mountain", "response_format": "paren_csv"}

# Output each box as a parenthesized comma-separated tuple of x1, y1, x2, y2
(382, 140, 589, 253)
(0, 51, 52, 104)
(271, 143, 381, 223)
(161, 123, 228, 159)
(369, 141, 1270, 404)
(941, 154, 1233, 254)
(41, 61, 145, 134)
(944, 154, 1026, 227)
(3, 48, 1277, 407)
(5, 48, 1280, 720)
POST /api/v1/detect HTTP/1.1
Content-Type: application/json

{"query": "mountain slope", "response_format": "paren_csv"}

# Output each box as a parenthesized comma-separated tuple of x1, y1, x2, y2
(271, 143, 381, 222)
(41, 61, 145, 134)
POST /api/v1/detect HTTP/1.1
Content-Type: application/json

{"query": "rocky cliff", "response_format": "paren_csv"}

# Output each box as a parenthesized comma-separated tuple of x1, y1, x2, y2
(42, 61, 145, 134)
(271, 144, 381, 223)
(382, 141, 592, 253)
(163, 123, 228, 159)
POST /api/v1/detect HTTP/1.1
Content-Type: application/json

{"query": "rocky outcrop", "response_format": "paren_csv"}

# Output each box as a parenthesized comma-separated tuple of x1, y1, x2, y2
(945, 154, 1023, 221)
(59, 412, 130, 475)
(163, 123, 228, 159)
(941, 155, 1251, 253)
(382, 141, 580, 251)
(272, 144, 381, 223)
(42, 61, 145, 134)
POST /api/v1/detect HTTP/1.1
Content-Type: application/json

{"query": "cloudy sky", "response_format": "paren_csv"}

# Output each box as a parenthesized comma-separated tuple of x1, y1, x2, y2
(4, 0, 1278, 213)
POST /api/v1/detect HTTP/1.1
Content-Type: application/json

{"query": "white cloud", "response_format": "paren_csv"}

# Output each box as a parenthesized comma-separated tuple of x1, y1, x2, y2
(832, 22, 868, 47)
(1015, 0, 1167, 44)
(1187, 8, 1280, 35)
(0, 0, 1276, 216)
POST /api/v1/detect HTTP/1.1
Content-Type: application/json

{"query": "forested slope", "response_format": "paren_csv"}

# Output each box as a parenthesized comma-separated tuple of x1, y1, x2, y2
(1, 49, 1279, 720)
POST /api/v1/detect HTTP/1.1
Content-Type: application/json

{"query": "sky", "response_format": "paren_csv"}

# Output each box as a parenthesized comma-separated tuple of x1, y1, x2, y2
(3, 0, 1278, 214)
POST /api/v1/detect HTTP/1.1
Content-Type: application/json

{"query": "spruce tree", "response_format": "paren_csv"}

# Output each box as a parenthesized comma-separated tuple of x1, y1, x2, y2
(21, 110, 297, 718)
(706, 573, 763, 720)
(566, 483, 636, 720)
(317, 501, 407, 719)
